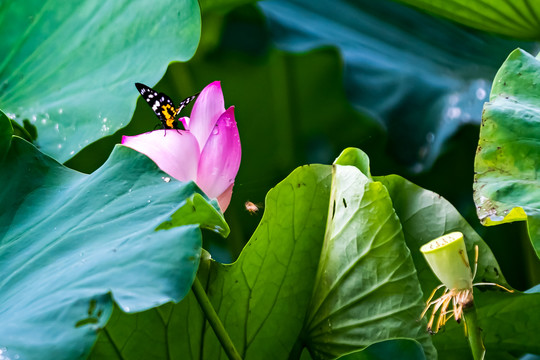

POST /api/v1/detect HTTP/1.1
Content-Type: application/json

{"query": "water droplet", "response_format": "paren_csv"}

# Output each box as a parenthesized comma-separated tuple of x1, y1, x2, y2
(125, 306, 130, 312)
(41, 118, 47, 124)
(162, 176, 171, 182)
(102, 117, 107, 123)
(147, 200, 151, 203)
(418, 145, 428, 159)
(412, 163, 424, 173)
(476, 87, 486, 100)
(212, 127, 219, 135)
(57, 144, 62, 149)
(128, 188, 132, 193)
(70, 151, 75, 155)
(448, 94, 459, 105)
(446, 107, 461, 119)
(58, 108, 63, 114)
(426, 132, 435, 143)
(54, 123, 59, 131)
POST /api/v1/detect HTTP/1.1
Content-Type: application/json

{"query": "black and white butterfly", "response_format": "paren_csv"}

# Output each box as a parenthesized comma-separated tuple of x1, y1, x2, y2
(135, 83, 198, 129)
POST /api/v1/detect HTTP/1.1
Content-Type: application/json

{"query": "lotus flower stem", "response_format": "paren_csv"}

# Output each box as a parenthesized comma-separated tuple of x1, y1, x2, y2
(192, 276, 242, 360)
(462, 302, 485, 360)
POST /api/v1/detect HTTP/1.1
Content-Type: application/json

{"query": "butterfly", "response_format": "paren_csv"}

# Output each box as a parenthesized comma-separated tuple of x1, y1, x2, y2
(135, 83, 198, 130)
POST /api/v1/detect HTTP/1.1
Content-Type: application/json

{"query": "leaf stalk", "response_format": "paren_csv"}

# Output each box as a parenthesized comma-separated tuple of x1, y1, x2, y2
(463, 302, 485, 360)
(192, 276, 242, 360)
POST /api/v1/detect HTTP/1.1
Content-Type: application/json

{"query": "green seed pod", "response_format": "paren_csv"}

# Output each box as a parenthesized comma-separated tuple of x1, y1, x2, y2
(420, 232, 473, 291)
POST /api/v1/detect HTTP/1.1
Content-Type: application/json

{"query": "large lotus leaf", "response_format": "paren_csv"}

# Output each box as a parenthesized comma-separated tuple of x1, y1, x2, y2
(258, 0, 535, 171)
(376, 172, 540, 358)
(0, 111, 227, 359)
(433, 291, 540, 360)
(90, 161, 439, 359)
(336, 339, 426, 360)
(0, 0, 200, 163)
(474, 48, 540, 257)
(89, 164, 333, 359)
(391, 0, 540, 40)
(304, 165, 435, 359)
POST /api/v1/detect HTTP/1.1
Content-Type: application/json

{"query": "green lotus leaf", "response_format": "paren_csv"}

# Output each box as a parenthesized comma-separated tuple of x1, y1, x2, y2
(333, 147, 371, 179)
(0, 112, 226, 359)
(391, 0, 540, 40)
(0, 0, 200, 162)
(91, 160, 438, 359)
(474, 48, 540, 257)
(432, 291, 540, 360)
(335, 339, 426, 360)
(304, 164, 434, 359)
(377, 172, 540, 358)
(90, 164, 333, 359)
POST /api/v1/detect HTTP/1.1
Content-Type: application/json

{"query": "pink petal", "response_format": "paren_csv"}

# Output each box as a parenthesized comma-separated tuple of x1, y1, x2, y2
(196, 106, 241, 199)
(189, 81, 225, 150)
(122, 130, 200, 183)
(216, 183, 234, 212)
(179, 116, 190, 130)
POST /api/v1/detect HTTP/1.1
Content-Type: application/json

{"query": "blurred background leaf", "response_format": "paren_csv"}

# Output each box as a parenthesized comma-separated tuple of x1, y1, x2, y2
(258, 0, 537, 172)
(0, 0, 200, 162)
(391, 0, 540, 40)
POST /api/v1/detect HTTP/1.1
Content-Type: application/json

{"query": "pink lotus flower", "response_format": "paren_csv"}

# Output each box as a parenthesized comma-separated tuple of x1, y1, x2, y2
(122, 81, 241, 211)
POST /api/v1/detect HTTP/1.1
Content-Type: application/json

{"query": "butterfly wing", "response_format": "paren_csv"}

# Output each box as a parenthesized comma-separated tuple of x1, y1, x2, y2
(176, 93, 198, 115)
(135, 83, 178, 129)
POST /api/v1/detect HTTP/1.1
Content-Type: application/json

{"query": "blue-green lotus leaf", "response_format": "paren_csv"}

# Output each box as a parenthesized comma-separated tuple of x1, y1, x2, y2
(0, 112, 226, 359)
(0, 0, 200, 162)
